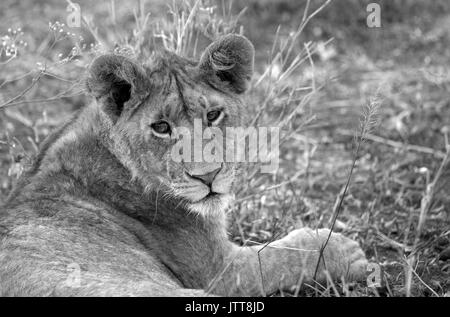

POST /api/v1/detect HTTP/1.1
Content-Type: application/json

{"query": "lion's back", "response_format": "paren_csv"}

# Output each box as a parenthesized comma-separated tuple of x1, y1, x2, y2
(0, 190, 181, 295)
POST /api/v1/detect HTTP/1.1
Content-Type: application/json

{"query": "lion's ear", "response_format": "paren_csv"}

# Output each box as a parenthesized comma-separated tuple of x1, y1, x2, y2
(86, 54, 146, 119)
(198, 34, 254, 94)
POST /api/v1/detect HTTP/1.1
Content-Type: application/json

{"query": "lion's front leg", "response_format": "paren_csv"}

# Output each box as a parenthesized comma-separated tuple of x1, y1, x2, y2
(209, 228, 367, 296)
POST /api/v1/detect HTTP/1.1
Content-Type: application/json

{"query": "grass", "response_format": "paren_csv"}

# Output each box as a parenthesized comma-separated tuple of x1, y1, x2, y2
(1, 0, 449, 297)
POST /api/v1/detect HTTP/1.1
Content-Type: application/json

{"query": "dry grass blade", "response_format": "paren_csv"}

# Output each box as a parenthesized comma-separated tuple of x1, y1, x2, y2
(405, 132, 450, 297)
(313, 96, 380, 282)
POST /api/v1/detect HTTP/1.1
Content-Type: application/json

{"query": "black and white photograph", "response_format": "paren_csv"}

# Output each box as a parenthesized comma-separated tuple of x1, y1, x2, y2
(0, 0, 449, 301)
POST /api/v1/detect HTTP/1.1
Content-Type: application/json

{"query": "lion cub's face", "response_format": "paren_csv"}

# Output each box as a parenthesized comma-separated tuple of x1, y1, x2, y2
(86, 35, 254, 215)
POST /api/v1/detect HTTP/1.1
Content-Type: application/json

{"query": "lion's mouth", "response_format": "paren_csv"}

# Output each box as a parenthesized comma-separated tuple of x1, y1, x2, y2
(201, 191, 221, 201)
(170, 173, 234, 206)
(187, 192, 234, 216)
(191, 191, 221, 204)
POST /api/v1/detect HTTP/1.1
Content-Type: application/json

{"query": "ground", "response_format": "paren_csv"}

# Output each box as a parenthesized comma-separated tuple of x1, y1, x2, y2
(0, 0, 449, 296)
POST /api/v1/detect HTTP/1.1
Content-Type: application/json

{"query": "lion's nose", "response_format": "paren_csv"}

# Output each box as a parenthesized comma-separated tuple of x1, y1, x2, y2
(189, 167, 222, 187)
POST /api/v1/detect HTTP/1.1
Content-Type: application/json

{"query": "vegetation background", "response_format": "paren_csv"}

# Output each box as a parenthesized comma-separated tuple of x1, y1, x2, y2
(1, 0, 449, 296)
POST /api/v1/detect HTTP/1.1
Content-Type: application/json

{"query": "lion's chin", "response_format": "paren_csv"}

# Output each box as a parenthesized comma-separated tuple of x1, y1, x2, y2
(187, 193, 234, 217)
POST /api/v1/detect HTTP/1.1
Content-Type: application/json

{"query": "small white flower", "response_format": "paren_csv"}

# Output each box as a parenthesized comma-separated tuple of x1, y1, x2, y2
(419, 167, 429, 174)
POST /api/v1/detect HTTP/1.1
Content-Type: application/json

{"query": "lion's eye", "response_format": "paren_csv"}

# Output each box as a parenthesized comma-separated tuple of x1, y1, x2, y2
(206, 110, 224, 125)
(151, 121, 171, 137)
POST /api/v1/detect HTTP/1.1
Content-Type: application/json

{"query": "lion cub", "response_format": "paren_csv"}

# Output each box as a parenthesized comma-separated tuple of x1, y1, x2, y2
(0, 34, 367, 296)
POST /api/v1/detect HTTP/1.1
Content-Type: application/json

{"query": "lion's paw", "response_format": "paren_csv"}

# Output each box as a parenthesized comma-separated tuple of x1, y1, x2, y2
(283, 228, 368, 282)
(318, 229, 368, 281)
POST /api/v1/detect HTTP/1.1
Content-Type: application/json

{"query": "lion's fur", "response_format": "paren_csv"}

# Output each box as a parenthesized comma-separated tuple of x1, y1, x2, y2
(0, 35, 255, 296)
(0, 34, 367, 297)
